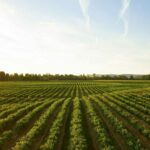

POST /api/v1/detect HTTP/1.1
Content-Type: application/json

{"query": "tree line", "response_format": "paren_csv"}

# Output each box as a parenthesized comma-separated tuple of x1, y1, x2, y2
(0, 71, 150, 81)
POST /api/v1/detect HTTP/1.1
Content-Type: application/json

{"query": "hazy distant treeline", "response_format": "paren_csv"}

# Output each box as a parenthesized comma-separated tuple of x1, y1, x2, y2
(0, 71, 150, 81)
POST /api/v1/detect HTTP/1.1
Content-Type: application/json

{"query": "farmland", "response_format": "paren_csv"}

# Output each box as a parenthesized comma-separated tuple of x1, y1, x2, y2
(0, 80, 150, 150)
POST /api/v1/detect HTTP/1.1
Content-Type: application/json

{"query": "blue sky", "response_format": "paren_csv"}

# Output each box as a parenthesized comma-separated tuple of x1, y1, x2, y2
(0, 0, 150, 74)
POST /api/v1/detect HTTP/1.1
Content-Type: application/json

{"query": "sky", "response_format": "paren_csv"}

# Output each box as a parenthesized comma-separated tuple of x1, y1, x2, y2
(0, 0, 150, 74)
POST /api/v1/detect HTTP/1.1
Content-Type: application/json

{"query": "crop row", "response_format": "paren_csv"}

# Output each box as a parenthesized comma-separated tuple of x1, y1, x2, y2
(82, 96, 115, 150)
(90, 96, 146, 150)
(104, 94, 150, 124)
(99, 95, 150, 139)
(40, 98, 71, 150)
(67, 97, 87, 150)
(12, 99, 63, 150)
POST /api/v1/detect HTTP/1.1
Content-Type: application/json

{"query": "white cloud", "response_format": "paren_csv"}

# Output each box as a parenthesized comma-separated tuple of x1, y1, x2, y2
(78, 0, 90, 31)
(120, 0, 131, 37)
(0, 1, 149, 74)
(0, 1, 17, 15)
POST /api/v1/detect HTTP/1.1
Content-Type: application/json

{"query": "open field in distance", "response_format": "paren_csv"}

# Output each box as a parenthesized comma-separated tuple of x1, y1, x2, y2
(0, 80, 150, 150)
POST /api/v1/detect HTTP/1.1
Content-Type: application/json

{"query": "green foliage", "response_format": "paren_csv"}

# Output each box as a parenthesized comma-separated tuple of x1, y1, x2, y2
(0, 81, 149, 150)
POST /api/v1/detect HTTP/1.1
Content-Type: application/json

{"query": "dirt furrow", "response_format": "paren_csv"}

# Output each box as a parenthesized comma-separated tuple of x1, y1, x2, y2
(100, 99, 150, 149)
(1, 102, 54, 150)
(92, 102, 128, 150)
(81, 100, 100, 150)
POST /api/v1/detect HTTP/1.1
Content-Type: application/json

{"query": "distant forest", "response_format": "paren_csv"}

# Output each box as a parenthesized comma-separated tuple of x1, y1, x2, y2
(0, 71, 150, 81)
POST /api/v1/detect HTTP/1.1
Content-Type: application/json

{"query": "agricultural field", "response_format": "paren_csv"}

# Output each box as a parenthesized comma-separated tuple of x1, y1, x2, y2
(0, 80, 150, 150)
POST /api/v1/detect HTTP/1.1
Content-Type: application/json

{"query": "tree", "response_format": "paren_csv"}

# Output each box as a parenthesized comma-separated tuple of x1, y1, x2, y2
(0, 71, 5, 81)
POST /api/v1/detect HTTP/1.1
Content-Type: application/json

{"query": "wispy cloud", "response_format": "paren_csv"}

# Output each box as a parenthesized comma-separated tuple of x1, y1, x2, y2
(0, 0, 149, 74)
(120, 0, 131, 37)
(78, 0, 90, 31)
